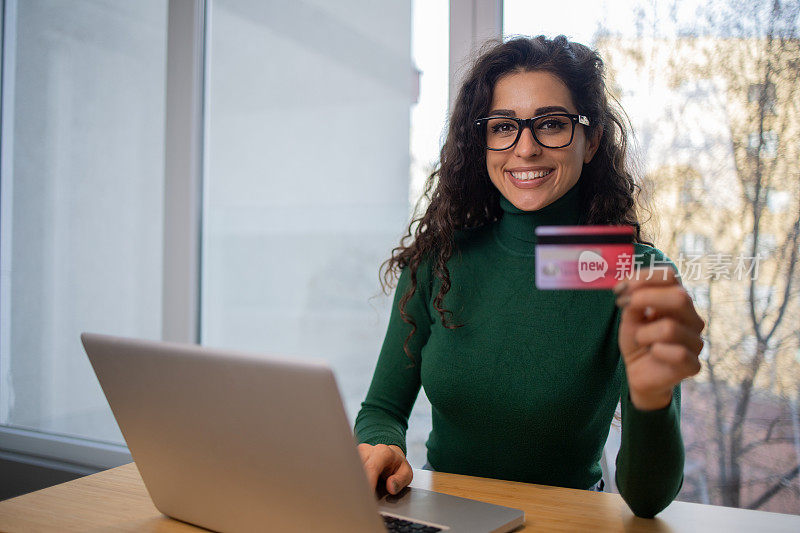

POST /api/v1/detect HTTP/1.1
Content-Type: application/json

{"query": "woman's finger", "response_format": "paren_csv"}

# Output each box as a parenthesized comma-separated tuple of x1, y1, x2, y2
(648, 342, 702, 377)
(357, 443, 372, 462)
(620, 286, 704, 333)
(634, 318, 704, 355)
(385, 459, 414, 494)
(360, 444, 399, 490)
(362, 453, 386, 491)
(625, 344, 700, 396)
(357, 444, 380, 490)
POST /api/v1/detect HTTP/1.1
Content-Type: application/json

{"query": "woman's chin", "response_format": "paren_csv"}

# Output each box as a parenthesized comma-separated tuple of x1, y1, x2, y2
(506, 193, 552, 212)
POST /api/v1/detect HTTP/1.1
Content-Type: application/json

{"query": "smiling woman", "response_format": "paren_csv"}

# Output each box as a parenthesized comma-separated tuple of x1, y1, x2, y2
(353, 35, 705, 519)
(481, 71, 600, 211)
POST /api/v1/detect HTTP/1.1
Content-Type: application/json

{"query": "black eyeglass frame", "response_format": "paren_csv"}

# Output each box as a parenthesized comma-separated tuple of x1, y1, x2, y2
(473, 112, 591, 151)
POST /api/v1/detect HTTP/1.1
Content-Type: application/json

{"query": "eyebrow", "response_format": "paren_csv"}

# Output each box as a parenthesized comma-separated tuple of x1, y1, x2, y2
(488, 105, 571, 117)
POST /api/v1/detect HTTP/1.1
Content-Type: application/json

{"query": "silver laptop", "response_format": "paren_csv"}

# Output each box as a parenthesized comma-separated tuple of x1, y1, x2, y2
(81, 333, 524, 533)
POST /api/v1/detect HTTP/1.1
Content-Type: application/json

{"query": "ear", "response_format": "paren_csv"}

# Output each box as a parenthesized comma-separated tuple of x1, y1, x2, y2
(583, 126, 603, 164)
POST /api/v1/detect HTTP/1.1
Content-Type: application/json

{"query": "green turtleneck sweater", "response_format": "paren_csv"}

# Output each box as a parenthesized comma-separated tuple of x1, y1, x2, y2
(354, 184, 684, 518)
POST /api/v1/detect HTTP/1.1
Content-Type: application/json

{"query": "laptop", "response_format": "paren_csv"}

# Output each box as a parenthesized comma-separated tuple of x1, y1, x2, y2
(81, 333, 525, 533)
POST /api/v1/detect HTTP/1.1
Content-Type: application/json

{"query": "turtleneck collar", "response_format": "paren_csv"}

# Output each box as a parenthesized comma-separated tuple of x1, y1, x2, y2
(494, 181, 583, 256)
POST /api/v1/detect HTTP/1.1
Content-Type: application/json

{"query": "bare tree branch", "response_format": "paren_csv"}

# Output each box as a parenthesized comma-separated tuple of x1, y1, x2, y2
(766, 210, 800, 340)
(746, 463, 800, 509)
(740, 436, 796, 456)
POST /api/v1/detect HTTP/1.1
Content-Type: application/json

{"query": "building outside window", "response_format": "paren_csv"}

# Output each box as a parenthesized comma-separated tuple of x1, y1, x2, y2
(748, 82, 777, 114)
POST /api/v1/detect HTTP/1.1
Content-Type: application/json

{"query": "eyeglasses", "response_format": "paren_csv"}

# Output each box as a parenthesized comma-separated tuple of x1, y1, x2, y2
(474, 113, 590, 151)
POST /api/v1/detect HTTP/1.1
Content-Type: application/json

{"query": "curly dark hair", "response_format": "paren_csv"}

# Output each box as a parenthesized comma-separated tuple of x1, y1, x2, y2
(382, 35, 649, 360)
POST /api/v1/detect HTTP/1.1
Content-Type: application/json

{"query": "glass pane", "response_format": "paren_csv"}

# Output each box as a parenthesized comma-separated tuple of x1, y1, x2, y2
(505, 0, 800, 514)
(407, 0, 449, 467)
(0, 0, 168, 444)
(203, 0, 433, 464)
(410, 0, 449, 211)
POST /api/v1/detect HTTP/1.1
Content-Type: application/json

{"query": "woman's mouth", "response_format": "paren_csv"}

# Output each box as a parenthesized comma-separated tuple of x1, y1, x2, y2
(506, 169, 554, 187)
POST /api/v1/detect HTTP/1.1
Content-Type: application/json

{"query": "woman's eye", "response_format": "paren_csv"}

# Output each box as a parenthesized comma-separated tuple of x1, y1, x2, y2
(489, 121, 518, 135)
(537, 119, 568, 131)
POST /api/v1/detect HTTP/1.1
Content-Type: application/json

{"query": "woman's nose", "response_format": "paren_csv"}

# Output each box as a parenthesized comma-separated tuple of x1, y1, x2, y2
(514, 126, 542, 158)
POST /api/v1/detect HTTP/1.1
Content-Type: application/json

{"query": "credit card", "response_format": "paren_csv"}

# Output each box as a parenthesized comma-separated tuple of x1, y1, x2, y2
(535, 225, 634, 290)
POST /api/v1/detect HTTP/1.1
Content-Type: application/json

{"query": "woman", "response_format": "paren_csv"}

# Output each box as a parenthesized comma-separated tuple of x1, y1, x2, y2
(354, 35, 704, 518)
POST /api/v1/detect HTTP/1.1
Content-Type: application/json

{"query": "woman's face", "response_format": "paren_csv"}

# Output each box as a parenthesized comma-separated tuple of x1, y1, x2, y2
(485, 70, 600, 211)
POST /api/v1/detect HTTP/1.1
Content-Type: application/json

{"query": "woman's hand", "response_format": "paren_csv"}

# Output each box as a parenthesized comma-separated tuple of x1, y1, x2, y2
(357, 443, 413, 495)
(615, 267, 705, 411)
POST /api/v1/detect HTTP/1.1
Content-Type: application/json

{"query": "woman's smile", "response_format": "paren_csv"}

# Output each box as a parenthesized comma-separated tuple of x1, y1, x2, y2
(505, 167, 554, 188)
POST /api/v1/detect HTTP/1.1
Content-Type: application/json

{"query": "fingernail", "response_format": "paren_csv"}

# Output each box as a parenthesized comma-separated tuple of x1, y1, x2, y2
(616, 295, 631, 308)
(390, 481, 398, 493)
(612, 281, 628, 295)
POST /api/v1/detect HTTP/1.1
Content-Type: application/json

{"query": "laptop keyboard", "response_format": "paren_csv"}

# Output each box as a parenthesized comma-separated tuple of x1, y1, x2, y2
(382, 514, 442, 532)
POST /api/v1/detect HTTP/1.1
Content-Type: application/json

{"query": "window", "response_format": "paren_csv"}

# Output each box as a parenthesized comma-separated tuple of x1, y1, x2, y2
(200, 0, 441, 467)
(0, 0, 454, 477)
(751, 284, 776, 315)
(680, 232, 712, 255)
(409, 1, 449, 215)
(503, 0, 800, 515)
(688, 285, 710, 310)
(405, 0, 450, 466)
(766, 188, 791, 213)
(0, 1, 167, 452)
(679, 179, 703, 204)
(748, 82, 777, 114)
(747, 130, 779, 158)
(743, 232, 777, 258)
(739, 335, 758, 364)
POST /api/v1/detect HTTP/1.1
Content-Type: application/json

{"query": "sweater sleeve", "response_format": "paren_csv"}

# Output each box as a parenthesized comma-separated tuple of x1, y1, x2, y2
(353, 262, 433, 455)
(614, 244, 685, 517)
(615, 382, 684, 517)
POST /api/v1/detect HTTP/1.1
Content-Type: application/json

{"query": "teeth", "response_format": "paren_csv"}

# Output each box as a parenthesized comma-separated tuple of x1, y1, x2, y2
(511, 170, 551, 180)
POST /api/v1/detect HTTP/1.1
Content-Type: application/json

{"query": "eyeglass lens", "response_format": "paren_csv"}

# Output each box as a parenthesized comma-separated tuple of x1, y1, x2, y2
(484, 115, 574, 150)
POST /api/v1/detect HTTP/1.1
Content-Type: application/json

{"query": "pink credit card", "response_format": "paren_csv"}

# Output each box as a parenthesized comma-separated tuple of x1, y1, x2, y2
(535, 225, 634, 290)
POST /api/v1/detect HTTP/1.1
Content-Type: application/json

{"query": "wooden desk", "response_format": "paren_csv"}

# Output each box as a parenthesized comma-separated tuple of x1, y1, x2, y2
(1, 463, 798, 532)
